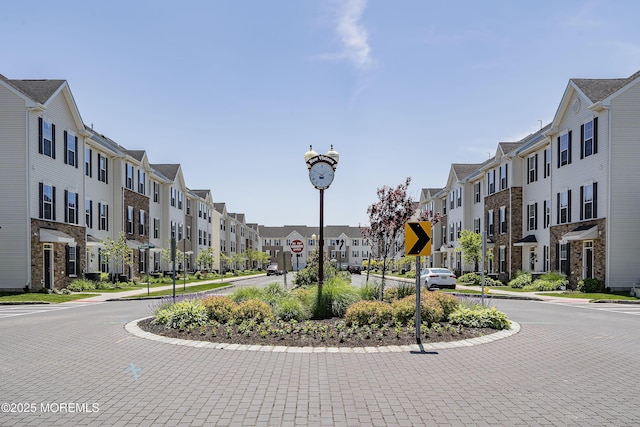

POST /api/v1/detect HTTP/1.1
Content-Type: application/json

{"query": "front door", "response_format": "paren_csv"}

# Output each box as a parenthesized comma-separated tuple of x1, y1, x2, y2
(583, 241, 594, 279)
(43, 244, 53, 289)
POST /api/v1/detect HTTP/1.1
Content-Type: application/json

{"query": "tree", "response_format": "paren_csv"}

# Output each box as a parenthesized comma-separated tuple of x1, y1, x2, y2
(196, 247, 215, 271)
(362, 177, 428, 298)
(219, 253, 233, 273)
(161, 242, 183, 272)
(255, 251, 271, 268)
(456, 230, 482, 272)
(293, 247, 337, 288)
(100, 232, 133, 280)
(231, 252, 247, 272)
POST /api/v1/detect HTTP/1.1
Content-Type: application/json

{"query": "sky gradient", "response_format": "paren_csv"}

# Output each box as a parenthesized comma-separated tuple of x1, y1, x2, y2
(2, 0, 640, 227)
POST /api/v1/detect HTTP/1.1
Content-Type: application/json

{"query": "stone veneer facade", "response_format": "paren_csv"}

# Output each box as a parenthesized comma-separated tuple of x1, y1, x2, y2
(30, 219, 86, 291)
(123, 188, 150, 280)
(550, 218, 607, 289)
(484, 187, 523, 283)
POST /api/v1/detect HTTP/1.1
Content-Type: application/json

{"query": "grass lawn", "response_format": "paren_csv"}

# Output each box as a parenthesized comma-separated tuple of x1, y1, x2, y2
(0, 293, 97, 303)
(447, 288, 483, 294)
(123, 282, 229, 298)
(542, 291, 638, 301)
(459, 284, 533, 293)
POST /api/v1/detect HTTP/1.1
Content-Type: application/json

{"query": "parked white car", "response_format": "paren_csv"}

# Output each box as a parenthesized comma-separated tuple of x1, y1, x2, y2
(420, 268, 457, 290)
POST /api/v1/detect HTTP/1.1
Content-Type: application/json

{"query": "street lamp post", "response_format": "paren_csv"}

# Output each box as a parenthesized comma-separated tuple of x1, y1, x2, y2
(304, 145, 339, 295)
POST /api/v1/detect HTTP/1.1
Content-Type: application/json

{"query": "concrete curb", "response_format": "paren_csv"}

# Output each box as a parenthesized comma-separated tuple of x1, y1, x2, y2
(125, 317, 521, 354)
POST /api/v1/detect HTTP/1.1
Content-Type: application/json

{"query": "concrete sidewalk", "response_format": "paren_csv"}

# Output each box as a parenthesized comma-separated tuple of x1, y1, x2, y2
(73, 273, 264, 302)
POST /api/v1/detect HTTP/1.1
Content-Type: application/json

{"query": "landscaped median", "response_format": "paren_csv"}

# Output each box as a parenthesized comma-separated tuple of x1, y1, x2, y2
(134, 278, 515, 349)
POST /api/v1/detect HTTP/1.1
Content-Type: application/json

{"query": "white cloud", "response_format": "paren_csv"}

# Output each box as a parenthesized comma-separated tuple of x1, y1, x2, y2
(314, 0, 373, 70)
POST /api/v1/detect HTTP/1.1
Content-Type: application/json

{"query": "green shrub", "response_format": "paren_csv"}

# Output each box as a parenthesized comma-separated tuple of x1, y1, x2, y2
(261, 282, 289, 306)
(577, 278, 603, 293)
(311, 277, 361, 319)
(449, 306, 510, 330)
(458, 272, 480, 284)
(391, 292, 444, 326)
(234, 299, 274, 323)
(68, 279, 96, 292)
(230, 286, 264, 303)
(202, 295, 237, 323)
(345, 300, 393, 325)
(100, 272, 109, 282)
(383, 282, 416, 302)
(430, 291, 460, 318)
(152, 299, 208, 329)
(360, 281, 382, 301)
(484, 276, 504, 286)
(508, 272, 532, 289)
(273, 296, 311, 322)
(404, 270, 416, 278)
(524, 272, 568, 291)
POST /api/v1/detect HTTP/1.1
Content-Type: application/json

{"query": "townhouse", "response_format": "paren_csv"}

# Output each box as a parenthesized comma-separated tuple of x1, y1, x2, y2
(259, 226, 371, 272)
(0, 73, 250, 291)
(420, 69, 640, 291)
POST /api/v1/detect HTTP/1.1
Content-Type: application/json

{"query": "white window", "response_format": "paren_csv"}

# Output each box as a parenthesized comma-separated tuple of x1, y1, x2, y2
(40, 118, 54, 158)
(499, 206, 507, 234)
(488, 210, 494, 236)
(138, 170, 146, 194)
(544, 148, 551, 178)
(139, 210, 146, 236)
(127, 206, 134, 234)
(98, 154, 108, 183)
(67, 245, 77, 277)
(488, 170, 496, 195)
(544, 245, 550, 272)
(558, 191, 570, 224)
(559, 132, 571, 166)
(527, 203, 537, 231)
(500, 164, 508, 190)
(153, 182, 160, 203)
(582, 119, 597, 158)
(178, 191, 183, 210)
(544, 200, 551, 228)
(582, 183, 596, 220)
(154, 218, 159, 239)
(41, 183, 55, 220)
(66, 191, 78, 224)
(85, 147, 92, 177)
(449, 192, 454, 210)
(474, 182, 481, 203)
(85, 199, 93, 228)
(456, 188, 462, 207)
(527, 154, 537, 183)
(99, 203, 108, 231)
(171, 188, 176, 207)
(65, 131, 77, 167)
(126, 164, 134, 190)
(473, 218, 480, 234)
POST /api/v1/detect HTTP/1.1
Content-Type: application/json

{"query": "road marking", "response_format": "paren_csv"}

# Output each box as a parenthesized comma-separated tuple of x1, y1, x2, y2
(549, 301, 640, 315)
(0, 302, 104, 319)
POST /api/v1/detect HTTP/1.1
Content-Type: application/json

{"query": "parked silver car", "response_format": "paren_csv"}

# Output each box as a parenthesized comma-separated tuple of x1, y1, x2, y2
(420, 268, 457, 290)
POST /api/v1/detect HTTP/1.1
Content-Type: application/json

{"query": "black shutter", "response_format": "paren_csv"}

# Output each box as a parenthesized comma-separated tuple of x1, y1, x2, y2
(52, 186, 56, 221)
(565, 243, 571, 276)
(568, 131, 572, 164)
(505, 163, 508, 188)
(580, 186, 584, 220)
(64, 190, 68, 222)
(38, 117, 43, 154)
(555, 243, 560, 271)
(580, 124, 584, 159)
(39, 182, 43, 218)
(98, 203, 102, 230)
(63, 131, 68, 164)
(556, 193, 560, 224)
(89, 149, 93, 177)
(593, 117, 598, 154)
(535, 154, 538, 181)
(106, 205, 109, 231)
(75, 192, 79, 224)
(105, 158, 109, 184)
(66, 245, 72, 275)
(593, 182, 598, 218)
(75, 136, 79, 168)
(543, 150, 548, 178)
(89, 200, 93, 228)
(557, 137, 561, 168)
(568, 189, 572, 222)
(51, 124, 56, 159)
(534, 202, 538, 230)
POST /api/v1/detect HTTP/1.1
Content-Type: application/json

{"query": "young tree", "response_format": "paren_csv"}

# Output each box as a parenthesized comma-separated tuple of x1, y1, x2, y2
(456, 230, 482, 272)
(196, 247, 215, 271)
(100, 232, 133, 280)
(362, 177, 428, 297)
(161, 243, 183, 272)
(231, 252, 247, 272)
(219, 253, 233, 273)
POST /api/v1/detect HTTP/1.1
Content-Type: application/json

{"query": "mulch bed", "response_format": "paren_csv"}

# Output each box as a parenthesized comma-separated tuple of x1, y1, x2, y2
(138, 318, 496, 348)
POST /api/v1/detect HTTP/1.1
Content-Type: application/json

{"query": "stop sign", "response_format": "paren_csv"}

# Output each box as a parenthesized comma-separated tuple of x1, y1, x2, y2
(290, 239, 304, 253)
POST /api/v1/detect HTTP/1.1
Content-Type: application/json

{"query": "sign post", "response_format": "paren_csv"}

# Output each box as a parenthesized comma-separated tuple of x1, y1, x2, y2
(405, 222, 432, 345)
(290, 239, 304, 274)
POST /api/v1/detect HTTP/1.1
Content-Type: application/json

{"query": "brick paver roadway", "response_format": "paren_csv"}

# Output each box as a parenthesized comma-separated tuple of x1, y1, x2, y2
(1, 298, 639, 426)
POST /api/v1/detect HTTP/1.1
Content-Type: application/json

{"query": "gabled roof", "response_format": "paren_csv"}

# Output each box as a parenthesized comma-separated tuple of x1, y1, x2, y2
(126, 150, 146, 162)
(191, 190, 210, 199)
(1, 75, 65, 104)
(572, 70, 640, 103)
(214, 203, 227, 214)
(498, 142, 523, 156)
(151, 164, 180, 180)
(451, 163, 481, 181)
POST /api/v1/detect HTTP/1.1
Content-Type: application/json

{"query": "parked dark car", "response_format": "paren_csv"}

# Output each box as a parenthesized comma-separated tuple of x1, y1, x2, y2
(347, 265, 361, 274)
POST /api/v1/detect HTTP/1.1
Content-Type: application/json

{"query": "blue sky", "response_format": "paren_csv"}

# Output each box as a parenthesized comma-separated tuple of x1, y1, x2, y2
(2, 1, 640, 227)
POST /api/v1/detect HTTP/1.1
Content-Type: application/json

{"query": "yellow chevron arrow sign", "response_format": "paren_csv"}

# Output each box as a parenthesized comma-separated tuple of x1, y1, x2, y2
(405, 221, 432, 256)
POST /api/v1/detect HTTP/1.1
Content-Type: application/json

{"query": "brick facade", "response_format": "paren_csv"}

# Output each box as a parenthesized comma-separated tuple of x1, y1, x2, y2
(123, 188, 150, 280)
(484, 187, 523, 283)
(550, 219, 606, 289)
(30, 219, 86, 291)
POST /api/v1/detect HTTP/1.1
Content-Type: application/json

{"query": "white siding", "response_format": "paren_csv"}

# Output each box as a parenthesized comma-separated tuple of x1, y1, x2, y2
(0, 84, 29, 289)
(607, 81, 640, 288)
